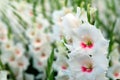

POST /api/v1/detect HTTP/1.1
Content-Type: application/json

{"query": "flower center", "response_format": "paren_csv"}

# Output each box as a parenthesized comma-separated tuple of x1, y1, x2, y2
(81, 66, 93, 73)
(29, 11, 33, 16)
(15, 49, 20, 54)
(61, 65, 67, 70)
(38, 24, 42, 29)
(6, 44, 10, 49)
(81, 40, 93, 49)
(18, 62, 24, 67)
(41, 53, 46, 58)
(38, 61, 42, 66)
(36, 38, 41, 43)
(9, 57, 15, 62)
(31, 32, 35, 36)
(0, 36, 5, 40)
(35, 47, 41, 51)
(80, 36, 94, 49)
(114, 73, 120, 77)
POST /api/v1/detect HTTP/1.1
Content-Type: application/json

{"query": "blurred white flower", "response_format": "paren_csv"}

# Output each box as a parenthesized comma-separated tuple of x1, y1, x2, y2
(30, 33, 47, 48)
(1, 52, 16, 65)
(53, 56, 68, 71)
(110, 44, 120, 64)
(16, 56, 29, 70)
(25, 73, 34, 80)
(107, 64, 120, 80)
(13, 43, 25, 58)
(26, 28, 37, 39)
(0, 22, 8, 43)
(0, 70, 8, 80)
(62, 13, 80, 36)
(33, 58, 46, 72)
(1, 40, 14, 53)
(56, 74, 69, 80)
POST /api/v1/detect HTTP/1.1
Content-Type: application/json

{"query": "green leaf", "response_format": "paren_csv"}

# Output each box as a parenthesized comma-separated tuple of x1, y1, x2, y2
(46, 45, 55, 80)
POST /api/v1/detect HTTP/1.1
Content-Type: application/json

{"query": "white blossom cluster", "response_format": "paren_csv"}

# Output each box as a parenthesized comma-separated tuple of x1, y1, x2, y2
(0, 0, 120, 80)
(52, 7, 109, 80)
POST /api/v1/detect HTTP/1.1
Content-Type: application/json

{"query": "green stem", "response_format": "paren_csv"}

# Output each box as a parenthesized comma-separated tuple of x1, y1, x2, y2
(46, 44, 55, 80)
(107, 19, 116, 58)
(65, 0, 68, 6)
(32, 0, 38, 22)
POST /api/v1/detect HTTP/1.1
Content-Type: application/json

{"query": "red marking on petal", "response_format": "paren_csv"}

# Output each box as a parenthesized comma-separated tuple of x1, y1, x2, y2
(18, 62, 24, 67)
(38, 24, 42, 29)
(81, 42, 87, 48)
(16, 49, 20, 54)
(36, 39, 41, 43)
(1, 36, 5, 40)
(86, 68, 92, 73)
(81, 66, 87, 72)
(31, 32, 35, 36)
(10, 57, 15, 62)
(80, 42, 94, 49)
(41, 53, 46, 57)
(88, 43, 93, 49)
(38, 62, 42, 66)
(81, 66, 92, 73)
(35, 47, 41, 51)
(62, 66, 67, 70)
(114, 73, 119, 77)
(6, 44, 10, 49)
(29, 11, 33, 16)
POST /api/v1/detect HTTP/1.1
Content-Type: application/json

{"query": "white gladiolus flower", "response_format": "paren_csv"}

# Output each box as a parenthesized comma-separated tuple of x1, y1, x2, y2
(36, 15, 50, 30)
(52, 7, 72, 25)
(55, 74, 69, 80)
(53, 56, 68, 71)
(52, 25, 64, 41)
(13, 43, 25, 58)
(25, 73, 34, 80)
(54, 56, 70, 80)
(1, 40, 14, 53)
(29, 45, 41, 55)
(68, 23, 109, 55)
(30, 42, 51, 56)
(68, 54, 108, 80)
(0, 71, 8, 80)
(95, 73, 108, 80)
(15, 56, 29, 70)
(35, 71, 46, 80)
(26, 28, 37, 39)
(33, 58, 46, 72)
(1, 52, 16, 65)
(31, 34, 47, 47)
(0, 34, 8, 43)
(51, 8, 72, 41)
(110, 45, 120, 65)
(33, 44, 51, 71)
(107, 64, 120, 80)
(76, 7, 88, 22)
(62, 13, 80, 36)
(0, 22, 8, 43)
(0, 1, 113, 80)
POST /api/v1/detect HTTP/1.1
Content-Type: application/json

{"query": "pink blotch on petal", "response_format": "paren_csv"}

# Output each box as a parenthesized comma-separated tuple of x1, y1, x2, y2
(88, 44, 93, 48)
(114, 73, 119, 77)
(81, 66, 93, 73)
(81, 42, 87, 48)
(61, 66, 67, 70)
